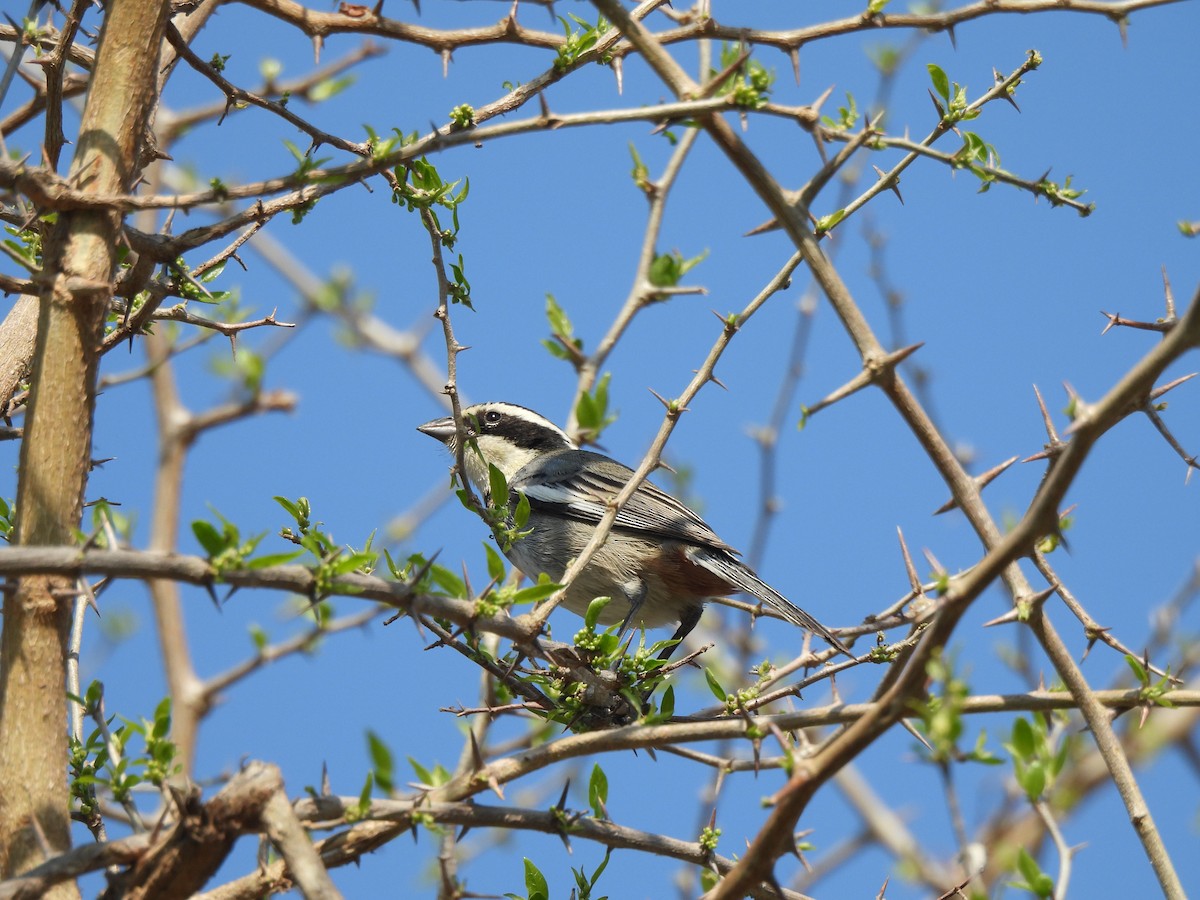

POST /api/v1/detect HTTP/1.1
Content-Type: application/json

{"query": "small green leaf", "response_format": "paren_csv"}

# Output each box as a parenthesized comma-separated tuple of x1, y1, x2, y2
(192, 520, 225, 557)
(488, 463, 509, 507)
(1021, 761, 1045, 800)
(927, 63, 950, 103)
(309, 75, 355, 102)
(584, 596, 611, 630)
(513, 491, 531, 529)
(483, 542, 506, 581)
(246, 550, 305, 569)
(588, 764, 608, 818)
(704, 667, 726, 702)
(659, 684, 675, 720)
(408, 756, 434, 786)
(428, 564, 466, 597)
(814, 208, 846, 234)
(1010, 716, 1035, 758)
(523, 858, 549, 900)
(511, 581, 563, 605)
(1124, 654, 1148, 685)
(249, 624, 268, 651)
(367, 731, 395, 793)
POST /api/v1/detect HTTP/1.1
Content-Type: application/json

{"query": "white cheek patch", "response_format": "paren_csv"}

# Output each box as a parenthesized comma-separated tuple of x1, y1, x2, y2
(470, 436, 539, 484)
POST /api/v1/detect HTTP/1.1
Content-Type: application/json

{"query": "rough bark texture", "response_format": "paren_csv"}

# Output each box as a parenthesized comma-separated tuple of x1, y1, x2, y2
(0, 0, 172, 885)
(0, 294, 38, 416)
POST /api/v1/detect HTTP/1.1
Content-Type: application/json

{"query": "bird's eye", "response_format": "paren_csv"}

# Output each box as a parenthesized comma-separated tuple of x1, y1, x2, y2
(483, 410, 502, 426)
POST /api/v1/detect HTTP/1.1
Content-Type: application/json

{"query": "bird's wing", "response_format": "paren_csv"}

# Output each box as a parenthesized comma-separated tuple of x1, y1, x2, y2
(511, 450, 737, 552)
(512, 449, 851, 656)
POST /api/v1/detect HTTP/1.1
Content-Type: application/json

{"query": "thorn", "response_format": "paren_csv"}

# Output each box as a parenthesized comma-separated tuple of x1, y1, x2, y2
(1149, 372, 1197, 401)
(982, 607, 1021, 628)
(551, 780, 571, 815)
(612, 56, 623, 95)
(460, 558, 473, 603)
(1099, 310, 1120, 335)
(933, 456, 1018, 515)
(790, 49, 800, 86)
(946, 24, 957, 49)
(896, 527, 922, 596)
(927, 88, 946, 120)
(441, 48, 451, 78)
(901, 717, 933, 751)
(922, 547, 945, 576)
(810, 84, 834, 116)
(469, 730, 486, 772)
(872, 164, 904, 203)
(1031, 384, 1060, 448)
(647, 387, 681, 413)
(1162, 265, 1176, 320)
(312, 34, 323, 65)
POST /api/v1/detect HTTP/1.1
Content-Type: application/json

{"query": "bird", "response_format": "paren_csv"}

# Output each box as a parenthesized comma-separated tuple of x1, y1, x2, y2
(418, 401, 850, 658)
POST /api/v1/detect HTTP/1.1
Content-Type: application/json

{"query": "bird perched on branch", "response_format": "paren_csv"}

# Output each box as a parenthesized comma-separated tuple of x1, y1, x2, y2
(419, 402, 850, 657)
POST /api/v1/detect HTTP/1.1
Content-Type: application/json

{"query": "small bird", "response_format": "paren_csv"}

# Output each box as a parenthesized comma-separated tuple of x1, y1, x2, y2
(418, 402, 849, 657)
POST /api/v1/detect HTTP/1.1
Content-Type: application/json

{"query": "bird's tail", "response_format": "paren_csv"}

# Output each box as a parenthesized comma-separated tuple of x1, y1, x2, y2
(688, 547, 852, 656)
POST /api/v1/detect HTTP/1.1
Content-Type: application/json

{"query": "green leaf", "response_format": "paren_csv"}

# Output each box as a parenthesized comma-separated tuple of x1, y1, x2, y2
(814, 208, 846, 234)
(1010, 716, 1035, 758)
(704, 667, 726, 702)
(488, 463, 509, 507)
(192, 520, 225, 557)
(1051, 739, 1070, 778)
(523, 858, 549, 900)
(1020, 761, 1046, 800)
(584, 596, 611, 630)
(429, 564, 466, 597)
(1014, 848, 1055, 897)
(274, 495, 301, 521)
(483, 542, 506, 581)
(587, 764, 608, 818)
(249, 624, 268, 651)
(246, 550, 305, 569)
(511, 580, 563, 605)
(152, 698, 172, 739)
(1124, 654, 1148, 685)
(309, 75, 355, 102)
(659, 684, 675, 720)
(408, 756, 434, 786)
(546, 293, 573, 338)
(347, 772, 373, 822)
(513, 491, 531, 529)
(927, 63, 950, 103)
(367, 730, 395, 793)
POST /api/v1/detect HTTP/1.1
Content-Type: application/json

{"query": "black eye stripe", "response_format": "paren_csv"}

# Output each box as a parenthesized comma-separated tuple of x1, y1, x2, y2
(476, 411, 570, 451)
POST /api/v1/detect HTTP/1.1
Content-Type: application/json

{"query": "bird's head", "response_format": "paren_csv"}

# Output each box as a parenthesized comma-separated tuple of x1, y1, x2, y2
(417, 401, 577, 493)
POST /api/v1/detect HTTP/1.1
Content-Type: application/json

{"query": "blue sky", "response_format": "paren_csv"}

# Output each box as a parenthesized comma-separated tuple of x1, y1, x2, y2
(3, 0, 1198, 896)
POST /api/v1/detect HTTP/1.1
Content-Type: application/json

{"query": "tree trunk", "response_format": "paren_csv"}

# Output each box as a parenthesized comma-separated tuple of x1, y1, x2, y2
(0, 0, 172, 885)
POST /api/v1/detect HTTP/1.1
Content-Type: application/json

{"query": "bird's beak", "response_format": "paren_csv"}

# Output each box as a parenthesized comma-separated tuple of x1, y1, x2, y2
(416, 415, 457, 444)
